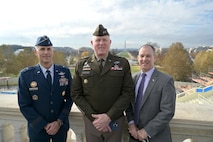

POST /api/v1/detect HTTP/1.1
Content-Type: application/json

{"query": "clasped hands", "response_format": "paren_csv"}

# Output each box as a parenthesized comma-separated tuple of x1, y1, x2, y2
(44, 121, 61, 135)
(92, 113, 112, 132)
(128, 123, 148, 142)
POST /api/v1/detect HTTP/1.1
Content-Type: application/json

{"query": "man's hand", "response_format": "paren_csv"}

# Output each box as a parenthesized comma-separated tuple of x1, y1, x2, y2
(44, 121, 60, 135)
(137, 128, 148, 142)
(92, 113, 111, 132)
(128, 123, 139, 139)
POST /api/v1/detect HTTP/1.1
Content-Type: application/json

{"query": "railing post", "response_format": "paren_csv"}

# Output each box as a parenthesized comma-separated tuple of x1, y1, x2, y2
(2, 122, 15, 142)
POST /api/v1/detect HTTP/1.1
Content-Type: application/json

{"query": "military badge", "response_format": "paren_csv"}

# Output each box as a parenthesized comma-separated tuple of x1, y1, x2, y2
(59, 76, 68, 86)
(111, 64, 123, 71)
(58, 72, 65, 76)
(83, 62, 91, 71)
(32, 95, 38, 100)
(114, 61, 120, 64)
(84, 79, 88, 84)
(110, 61, 123, 71)
(29, 81, 38, 91)
(82, 71, 91, 75)
(30, 81, 37, 88)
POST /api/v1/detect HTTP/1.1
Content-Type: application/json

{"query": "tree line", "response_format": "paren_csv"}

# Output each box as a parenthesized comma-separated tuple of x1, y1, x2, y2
(0, 45, 68, 77)
(1, 42, 213, 82)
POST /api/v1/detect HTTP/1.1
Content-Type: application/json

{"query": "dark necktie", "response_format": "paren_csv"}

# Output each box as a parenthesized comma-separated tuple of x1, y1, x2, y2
(134, 73, 146, 125)
(46, 70, 52, 88)
(99, 59, 104, 72)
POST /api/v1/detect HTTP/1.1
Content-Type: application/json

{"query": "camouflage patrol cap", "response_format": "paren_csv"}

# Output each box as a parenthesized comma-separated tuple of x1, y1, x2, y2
(35, 35, 53, 46)
(93, 24, 110, 36)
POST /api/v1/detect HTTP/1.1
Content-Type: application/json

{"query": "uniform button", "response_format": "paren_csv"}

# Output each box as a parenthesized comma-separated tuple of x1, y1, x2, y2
(50, 101, 53, 104)
(51, 110, 54, 113)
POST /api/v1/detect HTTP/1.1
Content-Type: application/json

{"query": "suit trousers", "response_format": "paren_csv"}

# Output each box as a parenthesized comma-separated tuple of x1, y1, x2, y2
(83, 115, 124, 142)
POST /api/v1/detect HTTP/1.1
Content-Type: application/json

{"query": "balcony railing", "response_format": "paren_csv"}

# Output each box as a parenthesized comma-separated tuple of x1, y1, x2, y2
(0, 95, 213, 142)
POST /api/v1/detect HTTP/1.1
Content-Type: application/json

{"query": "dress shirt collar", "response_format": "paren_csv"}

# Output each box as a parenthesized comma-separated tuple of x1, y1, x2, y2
(39, 64, 54, 76)
(140, 67, 155, 78)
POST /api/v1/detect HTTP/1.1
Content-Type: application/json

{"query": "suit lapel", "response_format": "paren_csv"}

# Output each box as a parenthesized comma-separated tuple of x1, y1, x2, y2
(141, 69, 158, 106)
(101, 54, 114, 76)
(52, 65, 59, 90)
(34, 65, 50, 89)
(88, 55, 100, 75)
(132, 72, 141, 109)
(134, 73, 141, 85)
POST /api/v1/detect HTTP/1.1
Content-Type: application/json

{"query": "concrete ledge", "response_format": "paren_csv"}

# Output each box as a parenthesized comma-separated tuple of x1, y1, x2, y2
(0, 95, 213, 142)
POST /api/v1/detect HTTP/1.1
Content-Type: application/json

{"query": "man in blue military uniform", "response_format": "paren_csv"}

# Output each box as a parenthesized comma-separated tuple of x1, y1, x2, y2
(18, 35, 73, 142)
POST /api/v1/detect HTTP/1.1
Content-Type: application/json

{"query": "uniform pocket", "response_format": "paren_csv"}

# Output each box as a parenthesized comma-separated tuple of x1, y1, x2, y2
(80, 71, 94, 88)
(108, 71, 124, 87)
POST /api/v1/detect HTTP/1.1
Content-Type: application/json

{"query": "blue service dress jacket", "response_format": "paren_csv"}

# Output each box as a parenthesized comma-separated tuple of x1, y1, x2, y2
(18, 64, 72, 138)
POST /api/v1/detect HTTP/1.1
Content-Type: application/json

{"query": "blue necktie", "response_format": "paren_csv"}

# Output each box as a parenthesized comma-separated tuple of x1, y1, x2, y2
(134, 73, 146, 125)
(46, 70, 52, 88)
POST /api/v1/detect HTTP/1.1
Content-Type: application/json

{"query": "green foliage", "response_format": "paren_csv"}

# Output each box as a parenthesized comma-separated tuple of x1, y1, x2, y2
(161, 42, 192, 81)
(0, 46, 68, 76)
(130, 65, 140, 74)
(53, 51, 67, 66)
(117, 51, 131, 59)
(193, 51, 213, 73)
(0, 45, 19, 76)
(69, 67, 75, 76)
(2, 44, 213, 82)
(15, 48, 37, 73)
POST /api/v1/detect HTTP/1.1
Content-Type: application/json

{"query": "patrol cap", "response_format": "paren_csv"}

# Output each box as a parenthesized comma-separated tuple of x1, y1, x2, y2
(35, 35, 53, 46)
(93, 24, 110, 36)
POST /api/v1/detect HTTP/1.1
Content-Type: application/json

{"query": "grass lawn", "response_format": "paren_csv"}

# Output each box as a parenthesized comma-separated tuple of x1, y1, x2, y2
(131, 65, 141, 74)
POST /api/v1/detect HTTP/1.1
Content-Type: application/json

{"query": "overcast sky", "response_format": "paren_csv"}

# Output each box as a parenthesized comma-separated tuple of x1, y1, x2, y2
(0, 0, 213, 49)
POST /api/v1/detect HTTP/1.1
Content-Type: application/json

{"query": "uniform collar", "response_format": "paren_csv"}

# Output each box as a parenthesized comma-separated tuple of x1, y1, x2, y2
(39, 64, 54, 74)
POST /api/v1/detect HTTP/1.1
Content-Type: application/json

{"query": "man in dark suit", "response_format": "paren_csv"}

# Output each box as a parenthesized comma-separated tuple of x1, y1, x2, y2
(71, 24, 134, 142)
(18, 35, 73, 142)
(126, 44, 176, 142)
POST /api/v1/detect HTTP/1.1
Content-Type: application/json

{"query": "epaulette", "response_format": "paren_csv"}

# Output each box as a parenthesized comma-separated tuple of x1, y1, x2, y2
(77, 56, 90, 62)
(22, 66, 35, 73)
(114, 54, 121, 58)
(112, 54, 123, 59)
(82, 56, 90, 60)
(59, 65, 69, 69)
